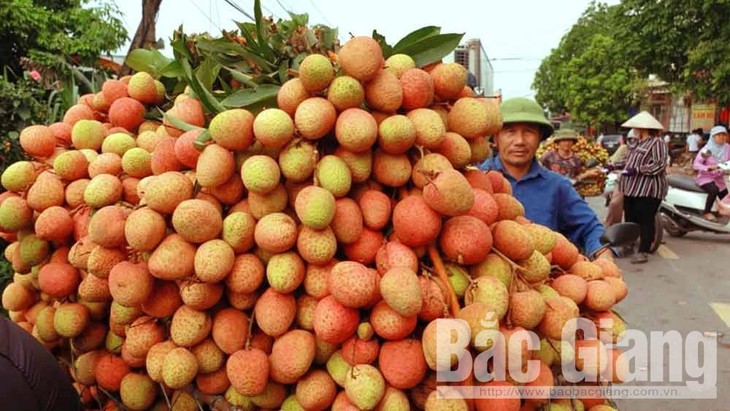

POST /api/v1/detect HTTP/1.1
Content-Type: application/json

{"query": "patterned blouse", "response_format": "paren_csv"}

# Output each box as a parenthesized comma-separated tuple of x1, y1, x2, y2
(540, 150, 584, 179)
(618, 136, 668, 199)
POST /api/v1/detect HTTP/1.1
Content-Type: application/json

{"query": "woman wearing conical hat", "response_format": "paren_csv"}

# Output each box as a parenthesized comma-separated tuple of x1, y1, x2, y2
(618, 111, 669, 264)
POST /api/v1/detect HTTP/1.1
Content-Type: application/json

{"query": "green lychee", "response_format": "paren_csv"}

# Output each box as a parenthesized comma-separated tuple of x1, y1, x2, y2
(344, 364, 385, 410)
(241, 155, 281, 194)
(315, 155, 351, 198)
(71, 119, 107, 150)
(298, 54, 335, 92)
(1, 161, 37, 192)
(294, 185, 336, 230)
(121, 147, 153, 178)
(102, 132, 137, 156)
(278, 140, 318, 183)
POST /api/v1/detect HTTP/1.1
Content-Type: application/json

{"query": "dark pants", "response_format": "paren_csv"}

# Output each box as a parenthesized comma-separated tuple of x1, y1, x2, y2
(699, 182, 728, 213)
(624, 196, 662, 253)
(0, 317, 82, 411)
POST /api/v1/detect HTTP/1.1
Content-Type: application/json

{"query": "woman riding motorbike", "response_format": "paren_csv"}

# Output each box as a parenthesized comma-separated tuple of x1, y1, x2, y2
(693, 125, 730, 221)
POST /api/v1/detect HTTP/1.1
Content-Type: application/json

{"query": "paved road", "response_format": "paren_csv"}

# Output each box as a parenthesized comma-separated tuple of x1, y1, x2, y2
(586, 197, 730, 411)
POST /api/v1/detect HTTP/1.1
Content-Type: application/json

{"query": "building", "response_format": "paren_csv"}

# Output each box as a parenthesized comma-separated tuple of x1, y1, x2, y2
(443, 38, 494, 97)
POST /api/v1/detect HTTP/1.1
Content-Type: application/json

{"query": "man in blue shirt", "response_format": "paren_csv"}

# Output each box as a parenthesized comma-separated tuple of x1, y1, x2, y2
(478, 97, 609, 259)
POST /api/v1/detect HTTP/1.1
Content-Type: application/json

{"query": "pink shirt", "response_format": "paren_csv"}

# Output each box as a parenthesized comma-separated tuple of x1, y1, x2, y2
(694, 145, 730, 189)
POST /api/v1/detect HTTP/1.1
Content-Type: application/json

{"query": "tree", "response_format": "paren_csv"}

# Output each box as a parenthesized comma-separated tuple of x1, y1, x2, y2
(532, 2, 640, 129)
(615, 0, 730, 104)
(121, 0, 164, 76)
(0, 0, 127, 80)
(562, 34, 640, 129)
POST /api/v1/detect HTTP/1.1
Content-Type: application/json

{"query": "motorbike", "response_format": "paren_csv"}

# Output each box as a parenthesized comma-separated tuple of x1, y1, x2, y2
(596, 165, 663, 253)
(659, 161, 730, 237)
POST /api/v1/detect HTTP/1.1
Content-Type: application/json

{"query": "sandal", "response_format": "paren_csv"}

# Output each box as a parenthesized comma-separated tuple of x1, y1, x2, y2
(703, 213, 718, 222)
(631, 252, 648, 264)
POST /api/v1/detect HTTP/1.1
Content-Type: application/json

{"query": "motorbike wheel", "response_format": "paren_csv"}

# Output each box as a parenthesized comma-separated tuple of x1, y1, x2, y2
(650, 212, 664, 253)
(659, 213, 688, 238)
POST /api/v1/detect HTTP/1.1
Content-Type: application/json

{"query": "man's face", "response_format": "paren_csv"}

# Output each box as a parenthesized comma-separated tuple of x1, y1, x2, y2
(495, 123, 541, 168)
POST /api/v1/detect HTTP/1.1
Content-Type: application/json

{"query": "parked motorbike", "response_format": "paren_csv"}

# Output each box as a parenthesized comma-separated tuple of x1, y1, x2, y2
(659, 161, 730, 237)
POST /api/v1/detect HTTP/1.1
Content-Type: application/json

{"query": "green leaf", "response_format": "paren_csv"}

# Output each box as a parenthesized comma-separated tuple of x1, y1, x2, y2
(194, 129, 212, 151)
(372, 30, 393, 58)
(393, 26, 442, 51)
(277, 60, 289, 84)
(162, 110, 204, 132)
(196, 36, 272, 69)
(253, 0, 275, 61)
(221, 66, 258, 88)
(397, 33, 465, 68)
(291, 53, 307, 71)
(231, 24, 277, 69)
(125, 48, 173, 77)
(221, 84, 280, 108)
(287, 12, 309, 28)
(195, 58, 221, 91)
(179, 58, 226, 114)
(321, 27, 339, 50)
(171, 28, 194, 61)
(160, 60, 185, 78)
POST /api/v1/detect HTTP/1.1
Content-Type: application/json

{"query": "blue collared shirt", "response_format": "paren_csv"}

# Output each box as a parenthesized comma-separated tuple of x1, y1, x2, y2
(479, 156, 605, 257)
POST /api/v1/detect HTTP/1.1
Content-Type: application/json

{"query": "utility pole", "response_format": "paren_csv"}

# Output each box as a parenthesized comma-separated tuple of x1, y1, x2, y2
(120, 0, 164, 75)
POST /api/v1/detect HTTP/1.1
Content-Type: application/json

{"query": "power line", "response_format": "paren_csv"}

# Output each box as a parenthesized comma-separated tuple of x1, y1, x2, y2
(188, 0, 224, 30)
(222, 0, 255, 21)
(490, 57, 544, 61)
(306, 0, 332, 26)
(275, 0, 292, 16)
(260, 1, 282, 20)
(493, 67, 541, 73)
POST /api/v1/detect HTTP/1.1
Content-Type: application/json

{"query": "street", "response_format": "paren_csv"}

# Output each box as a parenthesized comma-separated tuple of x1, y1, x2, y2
(586, 197, 730, 411)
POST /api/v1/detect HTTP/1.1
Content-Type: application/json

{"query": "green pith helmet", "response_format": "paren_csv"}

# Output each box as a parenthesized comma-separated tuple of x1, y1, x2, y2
(552, 128, 579, 142)
(499, 97, 554, 139)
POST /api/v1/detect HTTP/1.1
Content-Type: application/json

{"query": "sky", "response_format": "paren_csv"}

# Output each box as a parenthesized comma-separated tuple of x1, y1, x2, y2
(114, 0, 607, 100)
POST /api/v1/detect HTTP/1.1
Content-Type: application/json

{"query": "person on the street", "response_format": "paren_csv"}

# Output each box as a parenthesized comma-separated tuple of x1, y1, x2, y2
(609, 134, 630, 165)
(686, 128, 704, 155)
(693, 125, 730, 222)
(478, 97, 609, 259)
(539, 129, 585, 180)
(0, 315, 83, 411)
(619, 111, 669, 264)
(604, 130, 639, 227)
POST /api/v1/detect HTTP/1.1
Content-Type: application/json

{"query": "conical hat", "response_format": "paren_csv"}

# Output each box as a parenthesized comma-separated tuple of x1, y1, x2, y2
(621, 111, 663, 130)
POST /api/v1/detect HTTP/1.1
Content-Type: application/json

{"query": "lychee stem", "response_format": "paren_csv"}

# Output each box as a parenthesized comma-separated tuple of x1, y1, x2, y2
(398, 186, 409, 200)
(245, 311, 255, 349)
(160, 383, 172, 409)
(97, 386, 122, 408)
(427, 244, 460, 316)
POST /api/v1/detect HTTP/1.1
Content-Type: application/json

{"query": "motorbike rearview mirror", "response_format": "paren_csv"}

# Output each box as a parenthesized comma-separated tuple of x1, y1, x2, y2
(584, 158, 599, 168)
(600, 222, 641, 247)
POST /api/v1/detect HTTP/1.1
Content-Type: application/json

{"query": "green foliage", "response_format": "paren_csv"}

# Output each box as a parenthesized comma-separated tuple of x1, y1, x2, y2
(0, 255, 11, 317)
(533, 3, 639, 129)
(616, 0, 730, 104)
(124, 0, 464, 139)
(0, 0, 127, 80)
(0, 72, 50, 172)
(562, 34, 640, 128)
(126, 0, 339, 118)
(374, 26, 465, 68)
(536, 0, 730, 125)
